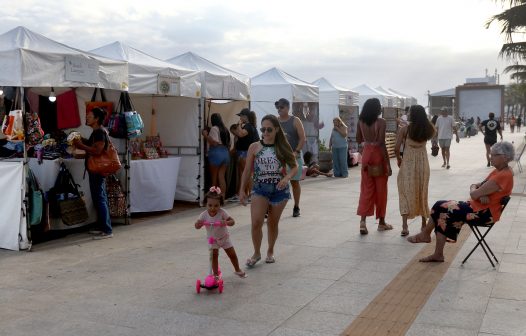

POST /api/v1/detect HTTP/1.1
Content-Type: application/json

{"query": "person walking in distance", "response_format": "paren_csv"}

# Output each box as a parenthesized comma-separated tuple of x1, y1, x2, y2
(435, 107, 459, 169)
(276, 98, 306, 217)
(479, 112, 503, 167)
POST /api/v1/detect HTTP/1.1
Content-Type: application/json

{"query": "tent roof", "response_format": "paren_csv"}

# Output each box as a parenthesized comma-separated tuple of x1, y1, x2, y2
(0, 26, 127, 89)
(376, 86, 402, 98)
(252, 67, 317, 88)
(91, 41, 195, 76)
(166, 51, 249, 82)
(166, 51, 249, 99)
(313, 77, 357, 94)
(430, 88, 455, 97)
(388, 88, 414, 99)
(352, 84, 387, 96)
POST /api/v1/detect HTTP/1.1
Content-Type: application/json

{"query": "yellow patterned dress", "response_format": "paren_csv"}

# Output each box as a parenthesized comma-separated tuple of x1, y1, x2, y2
(397, 137, 430, 218)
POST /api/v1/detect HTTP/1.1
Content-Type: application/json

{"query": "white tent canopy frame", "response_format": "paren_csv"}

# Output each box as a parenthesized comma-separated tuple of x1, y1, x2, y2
(376, 86, 404, 109)
(313, 77, 358, 146)
(0, 26, 129, 251)
(167, 52, 251, 203)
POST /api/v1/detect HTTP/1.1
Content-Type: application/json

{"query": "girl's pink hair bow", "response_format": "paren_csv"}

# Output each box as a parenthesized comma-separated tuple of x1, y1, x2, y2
(209, 186, 221, 194)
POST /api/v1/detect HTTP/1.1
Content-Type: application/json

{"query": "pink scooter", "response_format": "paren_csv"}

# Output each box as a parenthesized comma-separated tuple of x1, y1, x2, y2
(196, 220, 227, 294)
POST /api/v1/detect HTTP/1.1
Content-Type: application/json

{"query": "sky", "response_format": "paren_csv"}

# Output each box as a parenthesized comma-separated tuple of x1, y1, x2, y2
(0, 0, 516, 105)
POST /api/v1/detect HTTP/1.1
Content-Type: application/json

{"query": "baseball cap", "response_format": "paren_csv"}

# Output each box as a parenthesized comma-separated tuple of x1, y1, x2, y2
(236, 108, 250, 117)
(274, 98, 290, 108)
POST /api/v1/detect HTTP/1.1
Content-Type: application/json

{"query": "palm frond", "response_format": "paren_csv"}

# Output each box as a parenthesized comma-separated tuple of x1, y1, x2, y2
(486, 4, 526, 41)
(503, 64, 526, 73)
(500, 42, 526, 60)
(510, 72, 526, 80)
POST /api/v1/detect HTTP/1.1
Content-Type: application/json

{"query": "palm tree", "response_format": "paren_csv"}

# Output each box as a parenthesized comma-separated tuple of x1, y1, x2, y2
(486, 1, 526, 61)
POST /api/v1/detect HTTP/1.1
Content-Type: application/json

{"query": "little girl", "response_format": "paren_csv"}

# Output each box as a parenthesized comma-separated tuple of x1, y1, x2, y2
(195, 187, 247, 279)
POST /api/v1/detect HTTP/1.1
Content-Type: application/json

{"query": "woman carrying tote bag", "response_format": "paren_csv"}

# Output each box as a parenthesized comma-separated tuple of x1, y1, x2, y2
(73, 107, 114, 240)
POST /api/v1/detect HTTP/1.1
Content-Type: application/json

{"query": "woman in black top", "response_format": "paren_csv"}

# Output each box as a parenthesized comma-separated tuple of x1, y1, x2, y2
(231, 108, 259, 198)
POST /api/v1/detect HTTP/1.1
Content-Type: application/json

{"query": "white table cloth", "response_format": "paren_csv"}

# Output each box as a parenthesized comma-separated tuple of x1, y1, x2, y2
(129, 157, 181, 213)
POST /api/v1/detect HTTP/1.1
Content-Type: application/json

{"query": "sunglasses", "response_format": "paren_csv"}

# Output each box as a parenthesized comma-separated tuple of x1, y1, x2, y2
(260, 127, 274, 133)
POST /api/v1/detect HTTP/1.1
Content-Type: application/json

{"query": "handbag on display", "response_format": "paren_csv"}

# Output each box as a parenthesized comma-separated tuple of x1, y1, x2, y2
(25, 112, 45, 146)
(107, 92, 128, 138)
(87, 131, 122, 176)
(121, 92, 144, 139)
(106, 174, 126, 218)
(48, 163, 89, 225)
(85, 88, 113, 126)
(27, 169, 43, 226)
(56, 89, 81, 129)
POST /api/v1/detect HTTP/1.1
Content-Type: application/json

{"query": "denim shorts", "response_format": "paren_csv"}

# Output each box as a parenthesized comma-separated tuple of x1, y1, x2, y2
(252, 182, 291, 205)
(236, 150, 248, 159)
(208, 146, 230, 166)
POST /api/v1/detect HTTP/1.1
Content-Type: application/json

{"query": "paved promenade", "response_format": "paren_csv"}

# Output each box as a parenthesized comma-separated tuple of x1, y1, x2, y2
(0, 130, 525, 336)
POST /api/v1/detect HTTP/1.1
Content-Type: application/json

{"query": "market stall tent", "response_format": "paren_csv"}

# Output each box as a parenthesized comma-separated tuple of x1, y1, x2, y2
(90, 42, 204, 203)
(167, 52, 250, 202)
(376, 86, 404, 108)
(312, 77, 358, 147)
(0, 26, 128, 251)
(251, 67, 319, 156)
(387, 88, 418, 108)
(352, 84, 393, 110)
(166, 51, 250, 100)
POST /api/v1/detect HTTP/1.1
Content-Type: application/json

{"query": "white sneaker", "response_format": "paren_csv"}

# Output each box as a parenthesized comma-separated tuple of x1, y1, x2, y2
(93, 232, 113, 240)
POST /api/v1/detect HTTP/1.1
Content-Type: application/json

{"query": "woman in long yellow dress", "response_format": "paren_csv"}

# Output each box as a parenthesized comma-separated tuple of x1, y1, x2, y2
(395, 105, 436, 236)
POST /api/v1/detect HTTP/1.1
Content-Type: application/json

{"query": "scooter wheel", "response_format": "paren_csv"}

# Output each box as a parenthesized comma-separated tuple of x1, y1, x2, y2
(196, 279, 201, 294)
(218, 279, 224, 294)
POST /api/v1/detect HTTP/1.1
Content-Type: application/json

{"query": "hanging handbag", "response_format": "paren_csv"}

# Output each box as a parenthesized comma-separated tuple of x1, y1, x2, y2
(56, 89, 81, 129)
(4, 89, 25, 142)
(106, 174, 126, 217)
(85, 88, 113, 126)
(122, 92, 144, 139)
(107, 92, 128, 138)
(87, 131, 122, 176)
(48, 163, 89, 225)
(27, 169, 43, 226)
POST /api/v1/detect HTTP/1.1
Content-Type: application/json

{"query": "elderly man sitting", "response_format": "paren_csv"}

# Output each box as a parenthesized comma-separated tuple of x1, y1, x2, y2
(407, 141, 514, 262)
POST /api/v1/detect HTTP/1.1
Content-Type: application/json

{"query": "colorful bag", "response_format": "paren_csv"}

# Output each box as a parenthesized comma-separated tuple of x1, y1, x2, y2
(107, 92, 128, 138)
(4, 110, 25, 142)
(57, 89, 81, 129)
(27, 169, 43, 226)
(25, 112, 45, 146)
(121, 92, 143, 139)
(106, 174, 126, 217)
(87, 134, 122, 176)
(85, 88, 113, 126)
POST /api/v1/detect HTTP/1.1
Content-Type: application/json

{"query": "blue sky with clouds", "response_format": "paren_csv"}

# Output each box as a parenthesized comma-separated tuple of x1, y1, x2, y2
(1, 0, 514, 104)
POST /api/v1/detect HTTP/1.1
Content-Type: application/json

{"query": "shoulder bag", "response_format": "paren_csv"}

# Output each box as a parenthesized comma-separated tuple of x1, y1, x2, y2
(49, 163, 89, 225)
(27, 169, 43, 226)
(87, 130, 122, 176)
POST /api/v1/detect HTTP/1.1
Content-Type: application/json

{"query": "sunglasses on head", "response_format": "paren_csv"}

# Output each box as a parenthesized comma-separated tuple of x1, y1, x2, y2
(260, 127, 274, 133)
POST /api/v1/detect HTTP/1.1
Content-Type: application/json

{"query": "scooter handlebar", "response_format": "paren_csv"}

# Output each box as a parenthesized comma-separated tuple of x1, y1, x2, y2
(202, 220, 227, 227)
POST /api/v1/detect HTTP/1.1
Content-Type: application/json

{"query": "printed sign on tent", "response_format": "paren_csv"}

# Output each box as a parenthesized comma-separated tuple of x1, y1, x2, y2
(158, 76, 180, 95)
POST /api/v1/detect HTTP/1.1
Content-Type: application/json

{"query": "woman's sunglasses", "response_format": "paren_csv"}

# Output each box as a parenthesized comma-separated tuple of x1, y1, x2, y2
(260, 127, 274, 133)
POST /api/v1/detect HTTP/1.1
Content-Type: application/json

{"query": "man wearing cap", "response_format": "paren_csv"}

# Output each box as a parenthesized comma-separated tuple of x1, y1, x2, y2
(435, 107, 459, 169)
(231, 108, 259, 200)
(276, 98, 306, 217)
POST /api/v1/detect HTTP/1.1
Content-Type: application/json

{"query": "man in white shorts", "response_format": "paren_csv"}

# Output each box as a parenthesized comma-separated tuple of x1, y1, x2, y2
(435, 107, 459, 169)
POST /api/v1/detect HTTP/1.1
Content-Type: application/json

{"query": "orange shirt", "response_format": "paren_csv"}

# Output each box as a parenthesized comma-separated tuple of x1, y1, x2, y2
(470, 167, 513, 221)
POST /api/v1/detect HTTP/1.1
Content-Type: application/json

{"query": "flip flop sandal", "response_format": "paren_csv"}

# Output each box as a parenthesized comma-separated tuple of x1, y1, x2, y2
(265, 256, 275, 263)
(234, 271, 248, 278)
(377, 224, 393, 231)
(360, 221, 368, 235)
(245, 256, 261, 267)
(401, 230, 409, 236)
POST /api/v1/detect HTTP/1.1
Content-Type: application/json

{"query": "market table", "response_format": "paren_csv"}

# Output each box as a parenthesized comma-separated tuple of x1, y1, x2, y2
(129, 157, 181, 213)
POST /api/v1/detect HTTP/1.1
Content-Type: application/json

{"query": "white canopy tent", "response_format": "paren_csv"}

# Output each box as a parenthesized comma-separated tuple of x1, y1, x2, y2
(376, 86, 404, 108)
(312, 77, 358, 146)
(387, 88, 417, 107)
(90, 42, 205, 202)
(0, 26, 128, 250)
(251, 67, 319, 156)
(166, 51, 250, 100)
(352, 84, 394, 110)
(167, 52, 250, 202)
(251, 67, 319, 123)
